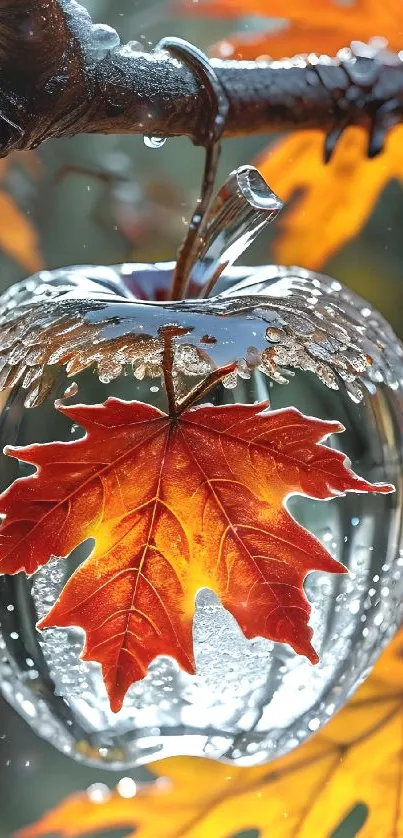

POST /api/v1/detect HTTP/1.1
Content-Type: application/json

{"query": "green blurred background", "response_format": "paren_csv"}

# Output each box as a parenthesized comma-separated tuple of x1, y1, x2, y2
(0, 1, 402, 835)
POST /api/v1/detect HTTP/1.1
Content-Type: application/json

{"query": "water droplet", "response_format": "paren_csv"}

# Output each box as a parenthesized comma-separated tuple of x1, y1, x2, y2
(87, 783, 111, 804)
(126, 40, 143, 53)
(117, 777, 137, 798)
(144, 136, 167, 149)
(89, 24, 120, 52)
(351, 517, 360, 527)
(219, 40, 234, 57)
(266, 327, 283, 343)
(63, 382, 78, 400)
(308, 717, 320, 731)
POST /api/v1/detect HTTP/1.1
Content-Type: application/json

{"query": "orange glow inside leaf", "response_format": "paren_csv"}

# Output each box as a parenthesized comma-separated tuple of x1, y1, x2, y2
(0, 398, 392, 711)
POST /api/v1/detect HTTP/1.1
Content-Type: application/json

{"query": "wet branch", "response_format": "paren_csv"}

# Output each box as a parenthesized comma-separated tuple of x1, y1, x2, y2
(0, 0, 402, 158)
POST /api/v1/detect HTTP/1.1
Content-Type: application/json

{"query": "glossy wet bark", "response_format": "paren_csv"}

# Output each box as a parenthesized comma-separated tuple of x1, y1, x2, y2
(0, 1, 402, 157)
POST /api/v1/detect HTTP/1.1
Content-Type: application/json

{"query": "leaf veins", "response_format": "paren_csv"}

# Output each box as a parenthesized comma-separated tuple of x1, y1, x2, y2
(0, 398, 392, 710)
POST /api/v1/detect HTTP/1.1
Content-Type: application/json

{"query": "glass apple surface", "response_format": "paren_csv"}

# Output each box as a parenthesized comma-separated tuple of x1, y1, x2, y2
(0, 260, 401, 769)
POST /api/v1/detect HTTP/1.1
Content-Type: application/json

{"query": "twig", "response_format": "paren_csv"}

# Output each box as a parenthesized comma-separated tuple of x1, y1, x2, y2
(0, 1, 402, 157)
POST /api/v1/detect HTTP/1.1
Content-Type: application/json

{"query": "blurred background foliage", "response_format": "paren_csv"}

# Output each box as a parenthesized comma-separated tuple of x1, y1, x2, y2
(13, 628, 403, 838)
(0, 0, 402, 835)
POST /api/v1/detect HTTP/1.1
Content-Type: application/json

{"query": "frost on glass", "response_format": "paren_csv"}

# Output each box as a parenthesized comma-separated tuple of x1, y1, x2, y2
(0, 262, 400, 408)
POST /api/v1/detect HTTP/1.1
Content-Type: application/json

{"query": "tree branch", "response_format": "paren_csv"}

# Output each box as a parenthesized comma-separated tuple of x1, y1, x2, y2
(0, 0, 402, 158)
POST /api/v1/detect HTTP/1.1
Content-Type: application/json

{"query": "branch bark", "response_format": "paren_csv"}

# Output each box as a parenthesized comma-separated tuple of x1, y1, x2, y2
(0, 0, 402, 157)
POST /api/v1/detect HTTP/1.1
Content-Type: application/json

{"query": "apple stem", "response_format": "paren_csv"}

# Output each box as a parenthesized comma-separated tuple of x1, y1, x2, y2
(164, 39, 229, 302)
(169, 140, 220, 302)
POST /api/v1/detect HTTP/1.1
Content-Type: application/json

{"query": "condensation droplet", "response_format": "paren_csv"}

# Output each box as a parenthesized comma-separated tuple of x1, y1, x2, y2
(63, 382, 78, 400)
(87, 783, 111, 804)
(117, 777, 137, 798)
(144, 136, 167, 149)
(89, 24, 120, 52)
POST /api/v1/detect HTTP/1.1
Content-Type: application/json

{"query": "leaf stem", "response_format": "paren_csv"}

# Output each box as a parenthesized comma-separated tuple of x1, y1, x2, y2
(177, 363, 237, 414)
(160, 327, 184, 416)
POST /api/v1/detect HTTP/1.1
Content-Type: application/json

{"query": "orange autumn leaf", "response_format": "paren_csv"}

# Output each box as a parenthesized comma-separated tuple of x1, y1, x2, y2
(17, 628, 403, 838)
(257, 124, 403, 269)
(0, 154, 44, 273)
(185, 0, 403, 269)
(182, 0, 403, 60)
(0, 192, 44, 273)
(0, 397, 391, 711)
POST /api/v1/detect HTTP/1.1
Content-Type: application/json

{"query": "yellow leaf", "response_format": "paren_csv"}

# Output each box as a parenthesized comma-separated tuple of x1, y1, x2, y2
(184, 0, 403, 267)
(0, 153, 44, 272)
(0, 191, 44, 273)
(17, 628, 403, 838)
(257, 125, 403, 269)
(184, 0, 403, 60)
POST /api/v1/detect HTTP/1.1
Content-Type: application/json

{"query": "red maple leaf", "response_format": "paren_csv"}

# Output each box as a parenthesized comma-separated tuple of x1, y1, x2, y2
(0, 398, 392, 711)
